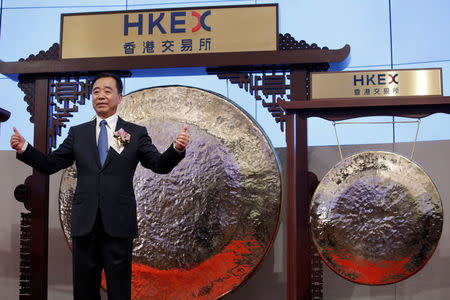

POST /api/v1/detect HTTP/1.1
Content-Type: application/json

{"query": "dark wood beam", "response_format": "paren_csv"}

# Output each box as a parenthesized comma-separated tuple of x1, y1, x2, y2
(0, 46, 349, 75)
(286, 70, 311, 300)
(278, 95, 450, 120)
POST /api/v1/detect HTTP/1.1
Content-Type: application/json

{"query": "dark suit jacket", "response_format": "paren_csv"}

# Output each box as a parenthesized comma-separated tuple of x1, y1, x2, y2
(18, 117, 184, 238)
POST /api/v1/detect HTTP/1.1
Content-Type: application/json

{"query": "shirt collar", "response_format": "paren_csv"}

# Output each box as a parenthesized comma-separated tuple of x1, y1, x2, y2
(96, 113, 118, 128)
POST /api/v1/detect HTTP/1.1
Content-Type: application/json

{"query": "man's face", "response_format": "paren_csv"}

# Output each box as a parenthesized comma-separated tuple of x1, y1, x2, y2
(92, 77, 122, 119)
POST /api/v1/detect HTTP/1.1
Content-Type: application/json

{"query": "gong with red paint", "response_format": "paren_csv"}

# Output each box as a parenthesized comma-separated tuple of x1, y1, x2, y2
(58, 86, 283, 299)
(310, 151, 443, 285)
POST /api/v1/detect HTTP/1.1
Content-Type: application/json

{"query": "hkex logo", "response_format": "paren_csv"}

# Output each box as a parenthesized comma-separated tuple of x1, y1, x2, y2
(123, 10, 211, 35)
(353, 73, 399, 86)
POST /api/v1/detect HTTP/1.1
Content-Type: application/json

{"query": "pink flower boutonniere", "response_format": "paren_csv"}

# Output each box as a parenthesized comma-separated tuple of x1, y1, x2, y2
(113, 128, 131, 148)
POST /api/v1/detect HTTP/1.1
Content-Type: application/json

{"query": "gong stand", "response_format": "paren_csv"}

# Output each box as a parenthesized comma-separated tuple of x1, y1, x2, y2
(0, 106, 10, 138)
(277, 89, 450, 298)
(0, 107, 10, 123)
(0, 34, 350, 300)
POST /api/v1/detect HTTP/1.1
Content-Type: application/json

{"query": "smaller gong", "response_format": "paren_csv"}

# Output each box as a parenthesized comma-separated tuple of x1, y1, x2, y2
(310, 151, 443, 285)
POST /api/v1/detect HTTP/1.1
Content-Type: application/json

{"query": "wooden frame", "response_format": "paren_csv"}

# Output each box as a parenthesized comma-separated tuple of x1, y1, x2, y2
(2, 44, 351, 299)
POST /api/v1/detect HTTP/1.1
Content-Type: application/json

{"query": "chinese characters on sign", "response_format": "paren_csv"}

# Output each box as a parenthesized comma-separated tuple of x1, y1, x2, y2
(123, 38, 211, 55)
(353, 87, 400, 96)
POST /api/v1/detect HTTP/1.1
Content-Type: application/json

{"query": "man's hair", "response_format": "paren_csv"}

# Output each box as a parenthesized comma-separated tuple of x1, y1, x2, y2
(91, 72, 123, 94)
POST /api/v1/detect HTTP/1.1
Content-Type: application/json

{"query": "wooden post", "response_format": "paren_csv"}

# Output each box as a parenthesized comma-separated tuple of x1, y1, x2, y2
(29, 77, 50, 299)
(286, 70, 311, 300)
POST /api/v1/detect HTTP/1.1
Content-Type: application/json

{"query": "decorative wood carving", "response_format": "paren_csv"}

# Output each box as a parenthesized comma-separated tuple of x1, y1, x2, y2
(49, 77, 91, 148)
(218, 71, 290, 131)
(308, 171, 322, 300)
(311, 246, 323, 300)
(16, 44, 59, 123)
(279, 33, 330, 73)
(19, 43, 60, 62)
(216, 33, 330, 133)
(278, 33, 322, 50)
(17, 79, 36, 123)
(19, 212, 32, 297)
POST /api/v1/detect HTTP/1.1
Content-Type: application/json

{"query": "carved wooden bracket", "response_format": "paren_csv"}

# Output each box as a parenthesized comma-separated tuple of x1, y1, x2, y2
(49, 76, 92, 148)
(216, 34, 331, 132)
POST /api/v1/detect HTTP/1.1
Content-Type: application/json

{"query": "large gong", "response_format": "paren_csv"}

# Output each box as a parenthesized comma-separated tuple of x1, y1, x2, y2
(58, 86, 283, 299)
(310, 151, 443, 285)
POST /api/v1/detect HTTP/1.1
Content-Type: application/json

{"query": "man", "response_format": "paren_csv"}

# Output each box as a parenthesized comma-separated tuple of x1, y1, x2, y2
(10, 73, 189, 300)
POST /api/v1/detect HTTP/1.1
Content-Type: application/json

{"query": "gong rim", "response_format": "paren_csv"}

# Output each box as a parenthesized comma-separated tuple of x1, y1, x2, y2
(310, 150, 443, 285)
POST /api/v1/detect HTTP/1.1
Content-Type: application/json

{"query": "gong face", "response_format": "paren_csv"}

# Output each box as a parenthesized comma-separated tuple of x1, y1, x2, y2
(310, 151, 443, 285)
(59, 86, 283, 299)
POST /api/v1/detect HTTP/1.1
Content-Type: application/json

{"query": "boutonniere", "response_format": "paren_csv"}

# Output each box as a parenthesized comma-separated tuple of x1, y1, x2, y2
(113, 128, 131, 148)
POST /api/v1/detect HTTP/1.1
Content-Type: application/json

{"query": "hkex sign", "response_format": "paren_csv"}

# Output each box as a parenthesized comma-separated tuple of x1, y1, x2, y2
(310, 69, 442, 99)
(61, 5, 278, 58)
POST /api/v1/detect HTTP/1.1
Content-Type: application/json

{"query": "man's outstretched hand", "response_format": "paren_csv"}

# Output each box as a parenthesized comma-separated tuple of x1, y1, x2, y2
(174, 125, 189, 151)
(10, 127, 25, 152)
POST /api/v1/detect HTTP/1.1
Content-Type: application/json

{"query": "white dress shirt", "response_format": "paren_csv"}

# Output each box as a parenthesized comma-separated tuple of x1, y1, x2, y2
(96, 113, 119, 149)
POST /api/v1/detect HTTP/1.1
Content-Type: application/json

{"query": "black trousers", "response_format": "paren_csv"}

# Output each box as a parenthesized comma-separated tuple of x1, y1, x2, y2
(72, 209, 133, 300)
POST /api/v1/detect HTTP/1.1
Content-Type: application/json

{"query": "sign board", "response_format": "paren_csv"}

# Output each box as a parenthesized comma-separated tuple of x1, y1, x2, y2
(311, 68, 442, 99)
(60, 4, 278, 59)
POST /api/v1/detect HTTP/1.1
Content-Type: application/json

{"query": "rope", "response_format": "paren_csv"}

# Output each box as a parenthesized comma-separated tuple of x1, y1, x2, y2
(332, 119, 421, 161)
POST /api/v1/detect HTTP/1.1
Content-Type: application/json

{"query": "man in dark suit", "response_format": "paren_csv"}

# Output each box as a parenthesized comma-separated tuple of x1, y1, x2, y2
(10, 73, 189, 300)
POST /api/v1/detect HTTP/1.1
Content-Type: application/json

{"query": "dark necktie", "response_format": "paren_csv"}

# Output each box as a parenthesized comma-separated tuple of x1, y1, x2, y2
(98, 120, 108, 166)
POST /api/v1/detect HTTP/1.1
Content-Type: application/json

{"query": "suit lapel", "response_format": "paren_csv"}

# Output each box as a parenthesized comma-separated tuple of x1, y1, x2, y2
(88, 119, 102, 169)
